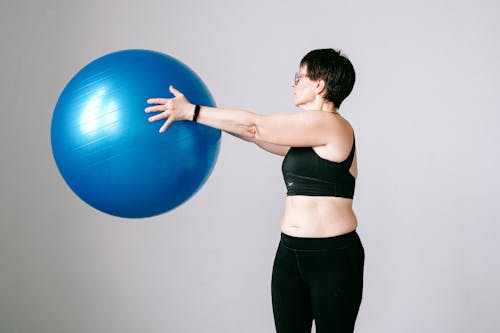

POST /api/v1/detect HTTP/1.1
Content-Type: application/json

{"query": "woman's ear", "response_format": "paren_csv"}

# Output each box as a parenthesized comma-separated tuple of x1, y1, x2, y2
(314, 79, 327, 96)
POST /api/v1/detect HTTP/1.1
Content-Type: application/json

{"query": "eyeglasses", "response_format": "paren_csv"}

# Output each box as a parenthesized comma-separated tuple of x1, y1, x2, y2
(294, 72, 308, 85)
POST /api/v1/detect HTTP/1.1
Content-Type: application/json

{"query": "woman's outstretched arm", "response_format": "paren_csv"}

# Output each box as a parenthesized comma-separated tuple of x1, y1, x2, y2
(146, 86, 346, 148)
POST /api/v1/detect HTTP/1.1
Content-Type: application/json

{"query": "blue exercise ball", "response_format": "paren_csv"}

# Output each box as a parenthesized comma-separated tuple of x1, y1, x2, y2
(51, 49, 221, 218)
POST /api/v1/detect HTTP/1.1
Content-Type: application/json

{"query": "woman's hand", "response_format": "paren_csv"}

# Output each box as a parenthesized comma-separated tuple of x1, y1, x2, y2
(145, 85, 194, 133)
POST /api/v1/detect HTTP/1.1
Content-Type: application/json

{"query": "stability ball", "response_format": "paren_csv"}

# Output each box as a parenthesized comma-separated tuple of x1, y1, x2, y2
(51, 49, 221, 218)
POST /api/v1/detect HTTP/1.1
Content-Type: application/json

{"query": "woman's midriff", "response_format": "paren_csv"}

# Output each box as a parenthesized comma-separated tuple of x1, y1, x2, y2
(280, 195, 358, 238)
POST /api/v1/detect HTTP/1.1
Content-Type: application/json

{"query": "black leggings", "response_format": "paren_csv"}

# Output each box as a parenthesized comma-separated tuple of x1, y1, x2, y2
(271, 231, 364, 333)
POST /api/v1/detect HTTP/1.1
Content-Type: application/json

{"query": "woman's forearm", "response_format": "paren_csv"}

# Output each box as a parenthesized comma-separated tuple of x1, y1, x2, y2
(146, 87, 260, 139)
(192, 105, 259, 140)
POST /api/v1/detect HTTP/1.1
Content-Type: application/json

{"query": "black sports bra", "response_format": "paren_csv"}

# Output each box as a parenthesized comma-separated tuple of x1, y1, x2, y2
(281, 138, 356, 198)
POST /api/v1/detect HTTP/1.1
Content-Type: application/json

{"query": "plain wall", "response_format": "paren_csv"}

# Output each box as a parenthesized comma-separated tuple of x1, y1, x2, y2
(1, 0, 499, 332)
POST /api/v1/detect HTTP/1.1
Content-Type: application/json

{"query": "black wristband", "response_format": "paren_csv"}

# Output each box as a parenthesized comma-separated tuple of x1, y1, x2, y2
(192, 104, 201, 122)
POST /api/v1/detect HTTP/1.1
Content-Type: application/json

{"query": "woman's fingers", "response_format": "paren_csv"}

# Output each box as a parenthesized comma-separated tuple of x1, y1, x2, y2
(169, 85, 183, 97)
(148, 109, 175, 133)
(147, 86, 184, 105)
(148, 112, 168, 122)
(145, 105, 166, 113)
(159, 117, 175, 133)
(147, 98, 168, 105)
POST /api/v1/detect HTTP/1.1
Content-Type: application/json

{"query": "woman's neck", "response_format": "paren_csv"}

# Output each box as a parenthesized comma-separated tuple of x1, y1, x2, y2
(302, 96, 337, 114)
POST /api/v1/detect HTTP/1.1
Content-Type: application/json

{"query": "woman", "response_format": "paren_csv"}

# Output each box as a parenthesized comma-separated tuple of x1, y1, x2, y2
(146, 48, 364, 333)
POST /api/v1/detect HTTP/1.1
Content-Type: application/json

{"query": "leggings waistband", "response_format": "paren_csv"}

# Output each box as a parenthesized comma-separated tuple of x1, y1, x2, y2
(280, 230, 360, 251)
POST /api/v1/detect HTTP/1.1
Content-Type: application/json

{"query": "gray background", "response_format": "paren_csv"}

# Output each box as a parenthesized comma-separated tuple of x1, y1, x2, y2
(1, 0, 499, 332)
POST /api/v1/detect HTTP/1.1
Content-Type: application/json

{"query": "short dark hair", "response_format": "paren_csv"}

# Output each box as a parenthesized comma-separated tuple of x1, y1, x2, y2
(300, 49, 355, 109)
